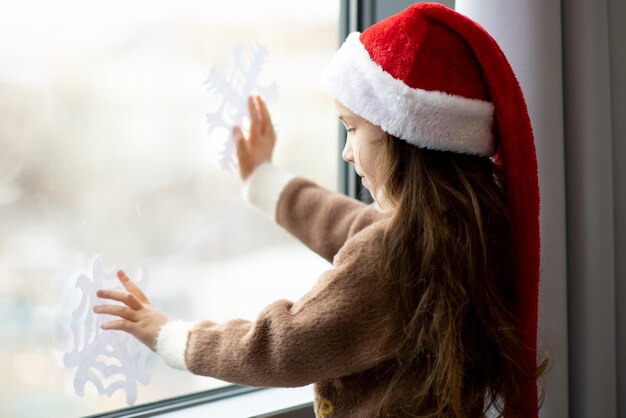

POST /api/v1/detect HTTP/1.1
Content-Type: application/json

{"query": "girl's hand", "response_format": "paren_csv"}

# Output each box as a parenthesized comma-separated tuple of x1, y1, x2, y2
(93, 270, 169, 352)
(233, 95, 276, 181)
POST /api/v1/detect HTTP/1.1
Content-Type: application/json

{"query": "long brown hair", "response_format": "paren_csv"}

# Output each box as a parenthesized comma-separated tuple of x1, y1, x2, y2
(369, 134, 547, 417)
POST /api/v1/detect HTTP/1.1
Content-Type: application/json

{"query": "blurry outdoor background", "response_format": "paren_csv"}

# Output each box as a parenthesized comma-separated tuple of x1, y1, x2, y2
(0, 0, 339, 416)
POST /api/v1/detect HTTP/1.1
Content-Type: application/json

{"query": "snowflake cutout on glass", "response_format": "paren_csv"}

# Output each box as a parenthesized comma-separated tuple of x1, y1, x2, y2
(205, 43, 279, 172)
(61, 255, 151, 405)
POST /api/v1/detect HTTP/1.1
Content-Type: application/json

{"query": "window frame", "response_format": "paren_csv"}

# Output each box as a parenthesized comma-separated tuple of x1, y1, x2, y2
(339, 0, 376, 203)
(84, 385, 316, 418)
(85, 386, 263, 418)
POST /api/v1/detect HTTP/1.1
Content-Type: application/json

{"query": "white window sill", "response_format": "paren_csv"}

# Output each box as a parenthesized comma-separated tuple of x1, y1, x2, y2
(158, 385, 315, 418)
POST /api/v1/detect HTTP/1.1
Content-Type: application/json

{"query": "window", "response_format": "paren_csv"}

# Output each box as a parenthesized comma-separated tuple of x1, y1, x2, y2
(0, 1, 338, 416)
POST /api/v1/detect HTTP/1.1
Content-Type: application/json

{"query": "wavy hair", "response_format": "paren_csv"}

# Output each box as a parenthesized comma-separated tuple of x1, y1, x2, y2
(368, 134, 547, 417)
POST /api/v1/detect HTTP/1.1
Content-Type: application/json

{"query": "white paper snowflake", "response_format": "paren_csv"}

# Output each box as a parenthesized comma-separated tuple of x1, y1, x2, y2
(61, 255, 151, 405)
(205, 43, 279, 172)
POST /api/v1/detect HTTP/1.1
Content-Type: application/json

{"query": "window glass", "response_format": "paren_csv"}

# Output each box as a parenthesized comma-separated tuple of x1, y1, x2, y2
(0, 1, 338, 416)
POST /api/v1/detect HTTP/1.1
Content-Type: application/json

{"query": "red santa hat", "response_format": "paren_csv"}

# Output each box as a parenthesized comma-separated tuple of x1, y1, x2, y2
(321, 2, 540, 415)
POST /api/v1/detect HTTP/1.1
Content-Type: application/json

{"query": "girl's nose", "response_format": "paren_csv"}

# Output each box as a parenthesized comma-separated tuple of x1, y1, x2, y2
(342, 140, 353, 163)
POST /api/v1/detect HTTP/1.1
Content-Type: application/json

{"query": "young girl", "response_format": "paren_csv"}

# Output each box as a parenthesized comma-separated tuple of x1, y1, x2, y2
(94, 3, 546, 417)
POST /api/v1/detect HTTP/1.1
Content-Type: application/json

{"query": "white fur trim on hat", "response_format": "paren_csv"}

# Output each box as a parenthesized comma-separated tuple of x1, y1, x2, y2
(320, 32, 496, 156)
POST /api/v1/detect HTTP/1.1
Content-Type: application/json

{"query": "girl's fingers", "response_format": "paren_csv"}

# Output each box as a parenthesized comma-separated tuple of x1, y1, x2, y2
(255, 96, 266, 131)
(101, 319, 133, 331)
(117, 271, 149, 304)
(234, 126, 250, 159)
(94, 304, 139, 321)
(96, 289, 143, 310)
(257, 96, 272, 133)
(247, 96, 260, 132)
(233, 126, 245, 147)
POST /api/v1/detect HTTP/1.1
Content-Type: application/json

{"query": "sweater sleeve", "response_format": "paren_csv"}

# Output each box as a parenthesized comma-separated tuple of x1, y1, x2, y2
(242, 161, 387, 263)
(155, 226, 397, 387)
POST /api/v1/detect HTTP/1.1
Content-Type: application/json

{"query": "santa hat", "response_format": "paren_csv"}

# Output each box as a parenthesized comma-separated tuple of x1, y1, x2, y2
(321, 2, 540, 415)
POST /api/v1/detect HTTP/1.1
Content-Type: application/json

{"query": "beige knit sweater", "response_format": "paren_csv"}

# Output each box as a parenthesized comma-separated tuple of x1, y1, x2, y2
(156, 162, 412, 417)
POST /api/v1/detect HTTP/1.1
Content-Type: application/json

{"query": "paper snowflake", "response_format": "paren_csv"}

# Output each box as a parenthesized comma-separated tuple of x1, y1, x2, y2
(205, 43, 279, 172)
(61, 255, 151, 405)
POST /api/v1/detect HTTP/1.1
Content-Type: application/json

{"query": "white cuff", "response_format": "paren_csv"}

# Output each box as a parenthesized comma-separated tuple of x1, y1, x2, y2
(242, 162, 296, 223)
(156, 320, 195, 371)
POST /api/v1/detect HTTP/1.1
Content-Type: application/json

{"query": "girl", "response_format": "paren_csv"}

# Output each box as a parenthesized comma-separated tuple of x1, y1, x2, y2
(95, 3, 547, 417)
